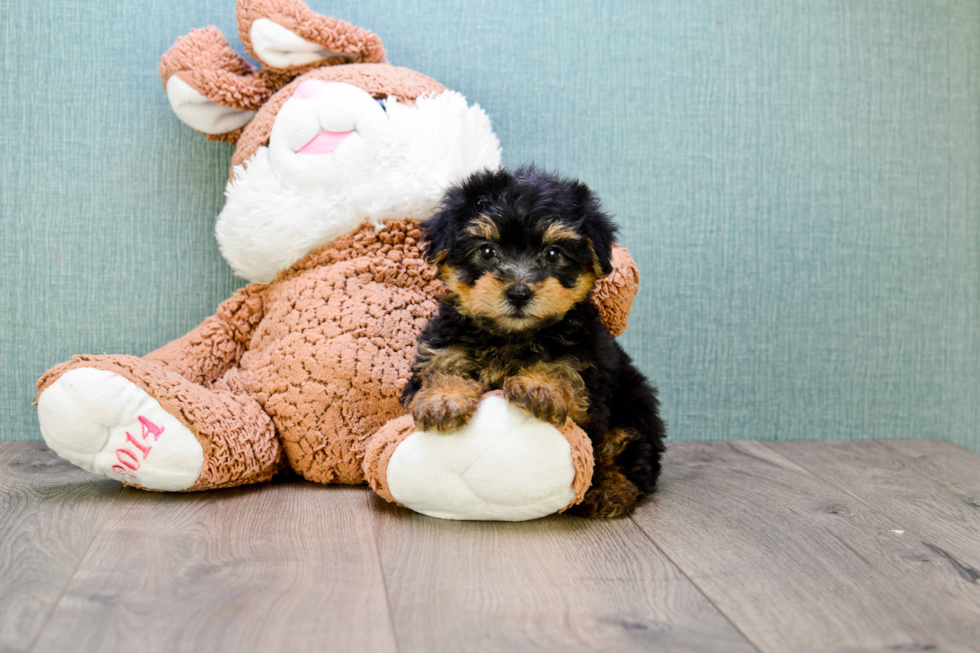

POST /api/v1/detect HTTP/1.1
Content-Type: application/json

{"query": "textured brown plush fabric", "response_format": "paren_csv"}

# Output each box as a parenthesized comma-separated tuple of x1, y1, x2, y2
(236, 221, 442, 483)
(230, 65, 446, 170)
(361, 413, 415, 506)
(38, 220, 635, 494)
(591, 247, 640, 337)
(560, 418, 596, 511)
(144, 283, 265, 385)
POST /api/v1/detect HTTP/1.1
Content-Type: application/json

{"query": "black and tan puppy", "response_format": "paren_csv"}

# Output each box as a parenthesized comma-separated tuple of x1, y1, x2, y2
(402, 166, 665, 518)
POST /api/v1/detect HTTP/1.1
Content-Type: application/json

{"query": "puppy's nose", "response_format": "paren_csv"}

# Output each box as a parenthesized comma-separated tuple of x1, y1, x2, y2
(505, 284, 533, 308)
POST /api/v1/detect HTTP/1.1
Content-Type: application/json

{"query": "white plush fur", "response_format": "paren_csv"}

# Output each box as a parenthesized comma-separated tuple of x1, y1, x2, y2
(37, 369, 204, 491)
(385, 395, 577, 521)
(217, 84, 502, 282)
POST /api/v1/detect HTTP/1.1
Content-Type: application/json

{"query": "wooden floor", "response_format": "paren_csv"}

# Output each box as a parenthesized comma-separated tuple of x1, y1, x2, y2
(2, 440, 980, 652)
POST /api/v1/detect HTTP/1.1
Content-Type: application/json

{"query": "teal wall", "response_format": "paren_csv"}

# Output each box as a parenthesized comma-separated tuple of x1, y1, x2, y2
(2, 1, 978, 449)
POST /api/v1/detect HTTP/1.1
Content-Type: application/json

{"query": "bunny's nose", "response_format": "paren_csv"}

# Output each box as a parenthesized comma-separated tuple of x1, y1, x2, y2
(505, 284, 533, 308)
(295, 79, 330, 100)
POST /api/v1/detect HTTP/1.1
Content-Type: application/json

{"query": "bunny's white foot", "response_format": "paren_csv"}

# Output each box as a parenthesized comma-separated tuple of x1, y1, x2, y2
(373, 395, 587, 521)
(37, 368, 204, 491)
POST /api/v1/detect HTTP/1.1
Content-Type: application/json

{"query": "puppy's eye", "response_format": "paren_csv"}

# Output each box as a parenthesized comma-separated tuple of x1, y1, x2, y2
(479, 245, 497, 261)
(544, 247, 561, 263)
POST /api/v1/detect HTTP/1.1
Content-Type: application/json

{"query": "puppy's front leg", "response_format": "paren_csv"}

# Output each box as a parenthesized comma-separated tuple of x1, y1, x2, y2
(405, 344, 484, 434)
(409, 374, 484, 433)
(502, 361, 589, 427)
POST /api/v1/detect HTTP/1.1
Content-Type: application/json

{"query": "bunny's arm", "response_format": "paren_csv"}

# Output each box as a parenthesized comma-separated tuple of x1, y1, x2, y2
(143, 284, 265, 386)
(590, 246, 640, 337)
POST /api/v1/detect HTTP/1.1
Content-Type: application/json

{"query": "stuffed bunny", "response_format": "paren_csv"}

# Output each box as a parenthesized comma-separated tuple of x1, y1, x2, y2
(36, 0, 639, 521)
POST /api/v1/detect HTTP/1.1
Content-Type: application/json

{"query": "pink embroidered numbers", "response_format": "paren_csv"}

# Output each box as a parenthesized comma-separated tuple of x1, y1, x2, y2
(111, 415, 165, 479)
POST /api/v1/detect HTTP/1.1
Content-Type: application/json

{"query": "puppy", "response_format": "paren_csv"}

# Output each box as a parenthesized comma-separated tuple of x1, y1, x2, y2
(402, 166, 665, 518)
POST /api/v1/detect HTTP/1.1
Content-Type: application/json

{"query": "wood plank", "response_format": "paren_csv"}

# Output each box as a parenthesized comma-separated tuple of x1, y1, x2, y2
(370, 496, 756, 653)
(0, 442, 121, 653)
(631, 441, 980, 653)
(31, 480, 397, 653)
(885, 438, 980, 496)
(768, 440, 980, 571)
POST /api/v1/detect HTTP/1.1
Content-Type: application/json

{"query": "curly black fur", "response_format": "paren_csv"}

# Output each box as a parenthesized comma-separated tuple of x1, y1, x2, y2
(403, 166, 666, 517)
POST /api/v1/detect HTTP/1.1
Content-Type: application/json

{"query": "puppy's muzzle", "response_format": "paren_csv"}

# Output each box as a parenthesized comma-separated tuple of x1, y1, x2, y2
(504, 283, 533, 309)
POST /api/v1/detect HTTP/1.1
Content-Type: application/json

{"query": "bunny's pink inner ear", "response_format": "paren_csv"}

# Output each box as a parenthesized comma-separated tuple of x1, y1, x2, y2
(237, 0, 386, 71)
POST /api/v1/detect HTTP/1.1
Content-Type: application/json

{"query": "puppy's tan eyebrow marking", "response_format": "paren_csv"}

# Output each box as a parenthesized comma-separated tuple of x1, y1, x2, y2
(586, 238, 607, 277)
(542, 222, 583, 244)
(465, 214, 499, 241)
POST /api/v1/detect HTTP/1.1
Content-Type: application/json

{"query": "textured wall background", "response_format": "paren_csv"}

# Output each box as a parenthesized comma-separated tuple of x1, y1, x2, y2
(1, 0, 978, 449)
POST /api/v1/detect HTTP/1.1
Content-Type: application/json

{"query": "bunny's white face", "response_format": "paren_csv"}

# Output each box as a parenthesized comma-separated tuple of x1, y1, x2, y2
(215, 82, 501, 282)
(268, 80, 391, 183)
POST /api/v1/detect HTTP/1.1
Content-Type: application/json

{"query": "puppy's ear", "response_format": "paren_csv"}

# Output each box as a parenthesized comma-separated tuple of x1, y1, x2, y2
(423, 169, 504, 266)
(421, 205, 455, 266)
(574, 181, 618, 277)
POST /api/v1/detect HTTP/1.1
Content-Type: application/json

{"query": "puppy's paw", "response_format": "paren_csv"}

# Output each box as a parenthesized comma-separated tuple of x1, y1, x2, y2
(503, 375, 570, 426)
(574, 469, 641, 519)
(410, 380, 482, 434)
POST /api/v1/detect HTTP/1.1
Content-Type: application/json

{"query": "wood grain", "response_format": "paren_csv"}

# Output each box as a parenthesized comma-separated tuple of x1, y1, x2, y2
(885, 438, 980, 497)
(370, 497, 755, 653)
(8, 440, 980, 652)
(0, 442, 121, 653)
(30, 479, 397, 653)
(768, 440, 980, 572)
(631, 441, 980, 653)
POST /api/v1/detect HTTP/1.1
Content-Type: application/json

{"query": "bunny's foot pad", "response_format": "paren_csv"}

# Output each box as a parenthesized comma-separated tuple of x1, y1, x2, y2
(37, 368, 204, 491)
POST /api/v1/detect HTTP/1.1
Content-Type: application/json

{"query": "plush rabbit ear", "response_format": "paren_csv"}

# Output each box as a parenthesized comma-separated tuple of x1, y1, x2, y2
(160, 27, 278, 141)
(249, 18, 354, 68)
(237, 0, 386, 72)
(165, 76, 256, 135)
